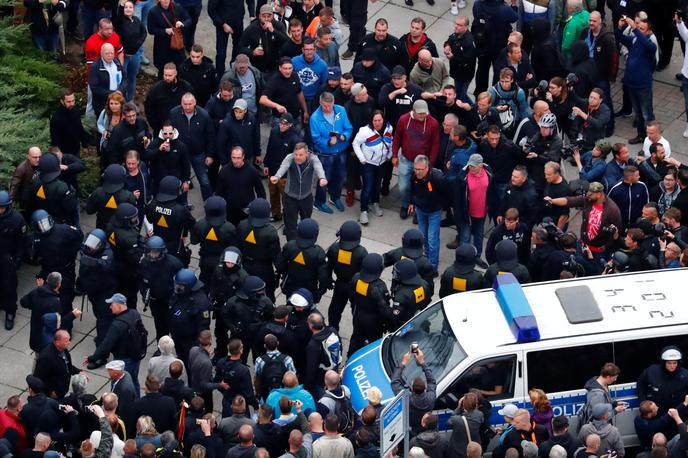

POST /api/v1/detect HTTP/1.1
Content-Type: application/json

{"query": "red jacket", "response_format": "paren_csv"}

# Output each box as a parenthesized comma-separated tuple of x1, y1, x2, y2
(0, 409, 28, 452)
(392, 111, 440, 166)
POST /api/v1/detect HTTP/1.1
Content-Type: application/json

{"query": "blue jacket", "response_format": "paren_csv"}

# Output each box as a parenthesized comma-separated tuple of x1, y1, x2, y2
(607, 180, 649, 229)
(579, 151, 606, 183)
(309, 104, 353, 155)
(265, 385, 316, 416)
(603, 158, 635, 190)
(616, 28, 656, 88)
(292, 53, 329, 101)
(446, 138, 478, 180)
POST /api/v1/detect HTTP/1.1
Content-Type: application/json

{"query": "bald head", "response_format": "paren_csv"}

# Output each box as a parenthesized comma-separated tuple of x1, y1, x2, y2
(54, 330, 71, 351)
(418, 49, 433, 69)
(238, 425, 253, 444)
(35, 433, 51, 451)
(324, 370, 340, 389)
(533, 100, 550, 119)
(586, 434, 601, 450)
(283, 371, 299, 388)
(288, 430, 304, 448)
(100, 43, 115, 63)
(308, 412, 324, 432)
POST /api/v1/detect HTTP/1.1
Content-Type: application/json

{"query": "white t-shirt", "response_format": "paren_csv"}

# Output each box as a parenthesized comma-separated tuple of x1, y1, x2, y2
(643, 135, 672, 158)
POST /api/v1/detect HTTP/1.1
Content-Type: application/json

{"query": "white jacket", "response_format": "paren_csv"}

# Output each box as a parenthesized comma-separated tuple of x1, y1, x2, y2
(351, 123, 393, 166)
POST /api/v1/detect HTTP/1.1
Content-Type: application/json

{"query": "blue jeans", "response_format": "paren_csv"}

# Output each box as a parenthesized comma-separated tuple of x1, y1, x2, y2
(596, 79, 614, 132)
(123, 50, 142, 101)
(360, 163, 383, 211)
(122, 357, 141, 395)
(32, 33, 58, 52)
(628, 86, 654, 137)
(82, 6, 110, 38)
(134, 0, 153, 26)
(189, 154, 213, 201)
(454, 79, 472, 104)
(415, 208, 441, 270)
(459, 217, 486, 256)
(397, 155, 413, 207)
(315, 152, 346, 206)
(682, 78, 688, 122)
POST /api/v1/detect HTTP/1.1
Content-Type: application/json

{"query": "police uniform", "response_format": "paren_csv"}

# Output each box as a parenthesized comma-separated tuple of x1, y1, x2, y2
(0, 193, 29, 329)
(286, 288, 322, 374)
(145, 177, 196, 267)
(106, 203, 145, 308)
(30, 154, 79, 225)
(390, 259, 432, 329)
(77, 229, 117, 346)
(637, 347, 688, 415)
(237, 199, 281, 301)
(31, 211, 83, 317)
(138, 238, 184, 342)
(276, 218, 328, 302)
(85, 165, 137, 230)
(383, 229, 435, 295)
(220, 276, 274, 363)
(439, 245, 485, 298)
(190, 196, 236, 286)
(209, 247, 248, 359)
(348, 253, 391, 357)
(483, 239, 531, 287)
(325, 221, 368, 331)
(168, 269, 211, 366)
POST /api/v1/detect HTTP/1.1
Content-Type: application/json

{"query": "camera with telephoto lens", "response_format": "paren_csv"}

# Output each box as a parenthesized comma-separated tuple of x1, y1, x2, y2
(561, 254, 585, 277)
(534, 80, 548, 99)
(562, 134, 585, 162)
(539, 217, 564, 244)
(565, 72, 579, 88)
(654, 222, 667, 239)
(475, 120, 490, 137)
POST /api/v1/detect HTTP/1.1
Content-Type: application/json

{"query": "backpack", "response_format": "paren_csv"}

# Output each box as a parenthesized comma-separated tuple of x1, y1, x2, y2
(323, 390, 355, 435)
(319, 330, 342, 372)
(471, 7, 493, 50)
(258, 353, 288, 396)
(575, 387, 604, 432)
(494, 86, 520, 133)
(117, 310, 149, 361)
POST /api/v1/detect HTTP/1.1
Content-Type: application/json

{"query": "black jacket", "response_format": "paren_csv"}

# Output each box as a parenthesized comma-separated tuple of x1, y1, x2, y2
(50, 106, 89, 157)
(216, 111, 261, 163)
(410, 168, 446, 213)
(131, 392, 178, 434)
(144, 78, 195, 135)
(88, 308, 143, 362)
(485, 221, 530, 265)
(107, 118, 153, 167)
(351, 61, 391, 100)
(215, 163, 266, 210)
(538, 433, 583, 458)
(20, 285, 76, 353)
(529, 19, 566, 82)
(139, 253, 183, 301)
(168, 105, 217, 158)
(237, 20, 288, 73)
(500, 179, 538, 227)
(34, 343, 80, 398)
(355, 33, 403, 73)
(19, 394, 60, 440)
(264, 125, 300, 174)
(89, 58, 127, 117)
(144, 135, 192, 186)
(23, 0, 65, 35)
(580, 24, 618, 82)
(179, 57, 217, 106)
(398, 33, 438, 73)
(445, 31, 477, 83)
(112, 5, 147, 55)
(637, 362, 688, 414)
(214, 358, 257, 407)
(208, 0, 250, 27)
(409, 429, 449, 458)
(492, 52, 536, 90)
(77, 245, 117, 296)
(570, 41, 599, 99)
(304, 327, 339, 392)
(205, 91, 239, 129)
(161, 377, 195, 406)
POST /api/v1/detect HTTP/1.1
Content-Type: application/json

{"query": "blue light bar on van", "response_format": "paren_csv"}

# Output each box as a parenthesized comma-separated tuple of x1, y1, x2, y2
(493, 273, 540, 343)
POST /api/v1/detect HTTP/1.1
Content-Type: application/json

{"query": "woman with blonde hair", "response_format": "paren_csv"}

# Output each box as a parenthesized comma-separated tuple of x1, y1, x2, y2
(135, 415, 161, 449)
(529, 388, 554, 435)
(97, 91, 126, 169)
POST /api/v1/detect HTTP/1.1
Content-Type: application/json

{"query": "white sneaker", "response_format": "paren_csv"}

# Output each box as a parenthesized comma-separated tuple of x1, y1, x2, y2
(458, 0, 466, 7)
(371, 203, 383, 217)
(359, 211, 369, 225)
(450, 2, 459, 14)
(684, 124, 688, 138)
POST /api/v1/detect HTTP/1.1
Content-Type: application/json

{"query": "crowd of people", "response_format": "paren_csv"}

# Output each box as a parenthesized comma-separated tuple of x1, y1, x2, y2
(4, 0, 688, 455)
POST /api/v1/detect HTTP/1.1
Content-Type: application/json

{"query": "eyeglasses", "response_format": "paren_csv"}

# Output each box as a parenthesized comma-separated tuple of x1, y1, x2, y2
(162, 132, 174, 136)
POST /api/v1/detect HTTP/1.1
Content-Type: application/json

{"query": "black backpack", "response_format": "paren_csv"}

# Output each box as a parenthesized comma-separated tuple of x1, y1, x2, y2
(323, 391, 355, 435)
(117, 310, 149, 361)
(471, 8, 493, 50)
(258, 353, 288, 396)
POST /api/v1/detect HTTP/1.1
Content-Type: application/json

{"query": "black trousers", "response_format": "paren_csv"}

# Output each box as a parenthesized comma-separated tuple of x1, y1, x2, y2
(346, 0, 367, 51)
(345, 151, 361, 193)
(89, 291, 114, 346)
(328, 280, 350, 331)
(474, 50, 499, 96)
(283, 193, 313, 241)
(214, 315, 229, 359)
(116, 270, 138, 309)
(348, 315, 383, 357)
(244, 261, 276, 302)
(0, 256, 18, 314)
(149, 297, 170, 342)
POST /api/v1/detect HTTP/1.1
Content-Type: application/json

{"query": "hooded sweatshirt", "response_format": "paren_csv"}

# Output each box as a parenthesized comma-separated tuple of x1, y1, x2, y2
(578, 420, 625, 457)
(392, 111, 440, 165)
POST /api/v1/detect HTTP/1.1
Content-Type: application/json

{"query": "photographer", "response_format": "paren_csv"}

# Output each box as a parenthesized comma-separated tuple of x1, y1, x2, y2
(460, 92, 500, 142)
(523, 113, 563, 195)
(544, 77, 576, 140)
(543, 232, 599, 279)
(662, 208, 688, 249)
(623, 228, 658, 272)
(570, 88, 611, 152)
(573, 140, 611, 184)
(602, 251, 631, 275)
(390, 347, 436, 437)
(544, 181, 622, 264)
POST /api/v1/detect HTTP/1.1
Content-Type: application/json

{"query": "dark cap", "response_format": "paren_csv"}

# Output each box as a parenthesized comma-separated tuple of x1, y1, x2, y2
(157, 176, 181, 202)
(204, 195, 227, 226)
(360, 253, 384, 282)
(454, 244, 477, 274)
(393, 258, 421, 285)
(242, 275, 266, 294)
(26, 375, 44, 393)
(402, 229, 424, 258)
(391, 65, 406, 77)
(103, 164, 126, 193)
(338, 220, 361, 250)
(495, 239, 518, 271)
(297, 218, 319, 248)
(248, 198, 271, 227)
(360, 48, 376, 61)
(328, 66, 342, 80)
(273, 305, 290, 319)
(280, 112, 295, 124)
(39, 154, 61, 182)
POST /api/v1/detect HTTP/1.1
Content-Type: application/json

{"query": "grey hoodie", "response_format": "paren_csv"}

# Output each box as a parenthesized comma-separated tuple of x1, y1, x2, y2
(578, 420, 625, 457)
(275, 153, 326, 200)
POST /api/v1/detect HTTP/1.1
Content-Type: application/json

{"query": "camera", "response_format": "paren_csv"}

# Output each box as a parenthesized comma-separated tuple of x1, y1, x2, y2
(475, 120, 489, 137)
(535, 80, 548, 98)
(539, 217, 564, 244)
(565, 72, 579, 88)
(654, 222, 667, 239)
(329, 131, 338, 137)
(436, 95, 448, 103)
(410, 342, 419, 353)
(561, 134, 585, 161)
(196, 419, 204, 425)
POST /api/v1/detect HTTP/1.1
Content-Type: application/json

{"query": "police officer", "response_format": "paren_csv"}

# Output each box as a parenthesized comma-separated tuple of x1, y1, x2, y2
(348, 253, 391, 357)
(145, 176, 196, 267)
(325, 220, 368, 331)
(106, 203, 144, 308)
(85, 164, 137, 230)
(138, 236, 183, 344)
(287, 289, 323, 374)
(76, 228, 116, 349)
(236, 198, 280, 301)
(190, 196, 236, 286)
(483, 239, 531, 286)
(209, 246, 247, 359)
(383, 229, 435, 295)
(0, 191, 29, 330)
(168, 269, 211, 366)
(276, 218, 328, 302)
(31, 210, 83, 316)
(390, 258, 431, 329)
(439, 245, 484, 298)
(30, 154, 79, 225)
(637, 347, 688, 415)
(221, 275, 274, 364)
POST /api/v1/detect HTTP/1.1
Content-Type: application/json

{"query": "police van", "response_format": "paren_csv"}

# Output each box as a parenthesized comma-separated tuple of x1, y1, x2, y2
(342, 269, 688, 447)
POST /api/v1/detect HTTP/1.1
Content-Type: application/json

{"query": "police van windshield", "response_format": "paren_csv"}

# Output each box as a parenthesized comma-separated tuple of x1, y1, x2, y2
(383, 302, 467, 384)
